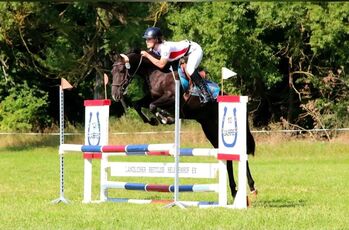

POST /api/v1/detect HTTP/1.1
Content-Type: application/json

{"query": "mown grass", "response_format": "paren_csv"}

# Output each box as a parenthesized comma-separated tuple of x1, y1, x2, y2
(0, 130, 348, 229)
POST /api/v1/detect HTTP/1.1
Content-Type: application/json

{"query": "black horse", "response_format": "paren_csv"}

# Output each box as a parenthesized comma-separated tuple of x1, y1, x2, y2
(111, 50, 257, 199)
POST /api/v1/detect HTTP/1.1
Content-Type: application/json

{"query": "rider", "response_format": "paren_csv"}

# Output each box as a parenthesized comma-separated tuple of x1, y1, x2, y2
(140, 27, 213, 103)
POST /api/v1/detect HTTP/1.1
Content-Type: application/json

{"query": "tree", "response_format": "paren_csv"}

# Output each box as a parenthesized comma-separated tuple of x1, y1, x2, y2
(0, 2, 154, 131)
(165, 2, 349, 131)
(0, 2, 348, 132)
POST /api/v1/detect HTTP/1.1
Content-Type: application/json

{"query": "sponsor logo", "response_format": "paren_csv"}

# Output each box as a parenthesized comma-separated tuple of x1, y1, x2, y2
(221, 106, 238, 148)
(87, 111, 101, 145)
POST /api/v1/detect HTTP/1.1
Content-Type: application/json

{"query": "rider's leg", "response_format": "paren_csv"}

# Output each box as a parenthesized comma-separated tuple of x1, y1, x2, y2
(186, 42, 213, 103)
(190, 71, 214, 103)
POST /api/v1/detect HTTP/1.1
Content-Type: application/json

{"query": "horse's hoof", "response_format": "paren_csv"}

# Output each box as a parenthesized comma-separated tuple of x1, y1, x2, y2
(149, 118, 159, 126)
(231, 190, 237, 198)
(149, 104, 157, 113)
(166, 117, 175, 124)
(250, 189, 258, 199)
(247, 196, 251, 207)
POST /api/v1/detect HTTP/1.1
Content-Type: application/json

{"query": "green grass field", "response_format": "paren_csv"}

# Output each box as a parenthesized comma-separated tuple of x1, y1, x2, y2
(0, 134, 348, 230)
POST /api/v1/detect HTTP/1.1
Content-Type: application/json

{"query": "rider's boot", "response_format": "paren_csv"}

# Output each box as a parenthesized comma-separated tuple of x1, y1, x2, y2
(190, 70, 214, 103)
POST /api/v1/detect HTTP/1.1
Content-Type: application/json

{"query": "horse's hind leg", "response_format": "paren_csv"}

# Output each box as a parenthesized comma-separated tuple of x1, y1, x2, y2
(197, 118, 237, 200)
(228, 161, 257, 199)
(247, 161, 258, 196)
(227, 160, 237, 198)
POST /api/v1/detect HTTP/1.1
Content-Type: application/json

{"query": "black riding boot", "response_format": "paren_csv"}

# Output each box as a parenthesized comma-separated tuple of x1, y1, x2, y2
(190, 70, 214, 103)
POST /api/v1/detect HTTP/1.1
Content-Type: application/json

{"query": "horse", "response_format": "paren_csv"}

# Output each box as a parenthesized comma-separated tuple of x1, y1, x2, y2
(110, 50, 257, 199)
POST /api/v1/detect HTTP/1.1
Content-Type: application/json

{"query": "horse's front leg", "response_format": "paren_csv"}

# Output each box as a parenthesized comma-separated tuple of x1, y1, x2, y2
(134, 104, 159, 126)
(149, 93, 175, 124)
(133, 97, 159, 126)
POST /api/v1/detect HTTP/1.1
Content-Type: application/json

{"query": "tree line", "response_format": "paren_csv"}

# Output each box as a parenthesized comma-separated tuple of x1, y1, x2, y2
(0, 2, 348, 132)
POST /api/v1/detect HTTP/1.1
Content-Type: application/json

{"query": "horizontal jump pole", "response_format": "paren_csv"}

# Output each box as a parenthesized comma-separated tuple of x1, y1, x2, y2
(100, 148, 217, 157)
(104, 181, 219, 193)
(107, 198, 219, 207)
(59, 144, 83, 152)
(95, 143, 174, 153)
(60, 144, 218, 157)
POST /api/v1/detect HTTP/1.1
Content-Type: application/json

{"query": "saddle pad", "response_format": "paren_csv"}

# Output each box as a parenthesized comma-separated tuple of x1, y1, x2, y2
(178, 66, 220, 99)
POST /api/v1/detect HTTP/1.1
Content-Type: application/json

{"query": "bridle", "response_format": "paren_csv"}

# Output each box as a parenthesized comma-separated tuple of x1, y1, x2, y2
(111, 54, 143, 94)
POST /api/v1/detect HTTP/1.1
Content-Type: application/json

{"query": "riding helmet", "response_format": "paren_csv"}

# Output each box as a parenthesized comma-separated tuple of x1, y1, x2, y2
(143, 27, 162, 40)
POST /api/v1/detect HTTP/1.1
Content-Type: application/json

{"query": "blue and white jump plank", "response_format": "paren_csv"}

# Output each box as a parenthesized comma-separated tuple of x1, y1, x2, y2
(104, 181, 219, 193)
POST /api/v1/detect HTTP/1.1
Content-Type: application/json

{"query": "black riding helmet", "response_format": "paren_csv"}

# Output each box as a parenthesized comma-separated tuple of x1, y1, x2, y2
(143, 27, 162, 41)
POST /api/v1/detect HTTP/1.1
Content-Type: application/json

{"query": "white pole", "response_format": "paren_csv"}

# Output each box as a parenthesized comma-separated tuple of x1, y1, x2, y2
(165, 67, 185, 208)
(218, 160, 228, 206)
(83, 159, 93, 203)
(233, 155, 247, 208)
(232, 96, 248, 209)
(174, 79, 181, 203)
(52, 86, 69, 204)
(100, 153, 108, 202)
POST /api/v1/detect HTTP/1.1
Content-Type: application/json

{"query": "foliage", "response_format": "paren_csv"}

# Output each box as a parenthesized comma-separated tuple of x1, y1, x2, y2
(0, 2, 348, 131)
(0, 2, 154, 131)
(0, 82, 49, 132)
(165, 2, 349, 129)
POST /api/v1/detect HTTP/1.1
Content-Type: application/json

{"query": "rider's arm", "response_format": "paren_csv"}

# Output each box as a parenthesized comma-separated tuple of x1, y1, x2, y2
(141, 52, 168, 69)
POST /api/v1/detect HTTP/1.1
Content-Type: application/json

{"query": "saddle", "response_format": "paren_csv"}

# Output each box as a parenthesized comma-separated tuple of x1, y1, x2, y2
(177, 63, 220, 102)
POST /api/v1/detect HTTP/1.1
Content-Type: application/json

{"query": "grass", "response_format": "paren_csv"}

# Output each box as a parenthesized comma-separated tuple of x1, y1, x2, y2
(0, 130, 349, 229)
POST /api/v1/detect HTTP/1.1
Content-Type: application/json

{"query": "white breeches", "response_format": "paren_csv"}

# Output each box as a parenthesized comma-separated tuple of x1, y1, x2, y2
(185, 42, 203, 76)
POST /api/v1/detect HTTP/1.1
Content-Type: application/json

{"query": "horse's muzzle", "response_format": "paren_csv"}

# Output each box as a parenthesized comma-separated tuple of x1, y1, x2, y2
(112, 94, 120, 102)
(111, 86, 123, 102)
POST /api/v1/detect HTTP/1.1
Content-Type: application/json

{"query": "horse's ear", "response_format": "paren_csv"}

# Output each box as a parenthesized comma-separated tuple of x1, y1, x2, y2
(110, 50, 121, 62)
(111, 50, 118, 56)
(132, 48, 141, 54)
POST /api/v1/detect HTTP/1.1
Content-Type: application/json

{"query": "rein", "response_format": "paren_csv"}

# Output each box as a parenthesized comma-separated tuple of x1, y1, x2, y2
(112, 55, 143, 90)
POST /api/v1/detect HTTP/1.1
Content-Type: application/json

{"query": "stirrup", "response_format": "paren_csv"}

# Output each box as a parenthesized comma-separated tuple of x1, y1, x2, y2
(198, 94, 212, 104)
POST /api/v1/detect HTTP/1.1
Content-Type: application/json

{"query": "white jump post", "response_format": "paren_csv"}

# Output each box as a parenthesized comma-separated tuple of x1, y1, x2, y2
(83, 100, 110, 203)
(165, 74, 186, 208)
(218, 95, 248, 209)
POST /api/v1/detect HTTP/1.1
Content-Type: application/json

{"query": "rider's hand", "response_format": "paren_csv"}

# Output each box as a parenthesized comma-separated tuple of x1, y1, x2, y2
(141, 51, 149, 58)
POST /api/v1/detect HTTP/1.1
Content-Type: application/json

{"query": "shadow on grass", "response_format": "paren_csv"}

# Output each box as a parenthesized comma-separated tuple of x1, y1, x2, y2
(254, 198, 306, 208)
